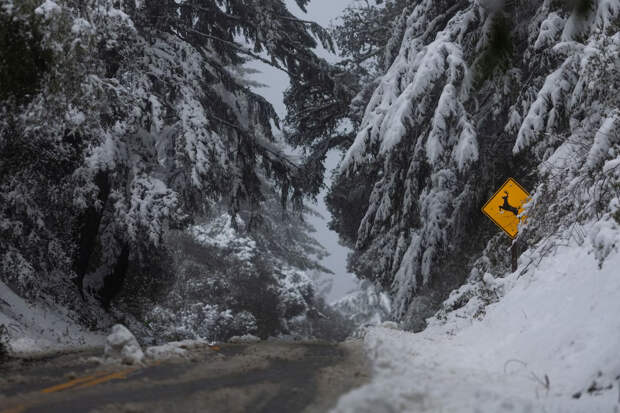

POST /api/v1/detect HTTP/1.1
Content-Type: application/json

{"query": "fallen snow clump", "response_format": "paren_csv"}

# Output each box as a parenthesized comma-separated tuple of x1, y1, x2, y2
(104, 324, 144, 365)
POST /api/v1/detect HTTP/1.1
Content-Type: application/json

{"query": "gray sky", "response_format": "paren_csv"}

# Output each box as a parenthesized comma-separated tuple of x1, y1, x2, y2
(246, 0, 360, 302)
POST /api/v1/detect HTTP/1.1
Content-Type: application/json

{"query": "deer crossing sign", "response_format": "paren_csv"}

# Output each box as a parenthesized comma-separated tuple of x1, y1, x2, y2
(482, 178, 530, 239)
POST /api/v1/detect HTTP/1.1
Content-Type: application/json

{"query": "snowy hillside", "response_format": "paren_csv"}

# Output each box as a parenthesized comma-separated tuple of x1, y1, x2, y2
(0, 280, 105, 355)
(328, 0, 620, 329)
(333, 220, 620, 413)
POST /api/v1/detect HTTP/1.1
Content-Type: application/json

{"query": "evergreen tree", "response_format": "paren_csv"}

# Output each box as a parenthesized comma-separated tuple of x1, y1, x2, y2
(283, 0, 411, 198)
(323, 0, 619, 330)
(333, 0, 410, 81)
(0, 0, 339, 336)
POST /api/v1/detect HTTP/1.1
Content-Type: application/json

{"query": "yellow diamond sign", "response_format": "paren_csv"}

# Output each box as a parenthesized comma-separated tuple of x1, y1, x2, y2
(482, 178, 530, 239)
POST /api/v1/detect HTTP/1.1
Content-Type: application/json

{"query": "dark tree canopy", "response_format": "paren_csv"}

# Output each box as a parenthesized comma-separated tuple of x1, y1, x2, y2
(0, 0, 343, 339)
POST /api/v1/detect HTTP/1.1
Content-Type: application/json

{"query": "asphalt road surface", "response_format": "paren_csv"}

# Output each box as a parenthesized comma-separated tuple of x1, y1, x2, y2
(0, 341, 369, 413)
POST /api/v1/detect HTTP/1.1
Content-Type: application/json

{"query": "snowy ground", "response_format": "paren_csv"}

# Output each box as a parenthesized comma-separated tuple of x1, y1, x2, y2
(333, 231, 620, 412)
(0, 281, 105, 356)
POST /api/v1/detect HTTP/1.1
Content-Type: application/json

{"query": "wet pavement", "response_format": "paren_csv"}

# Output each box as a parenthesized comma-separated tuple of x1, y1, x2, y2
(0, 341, 369, 413)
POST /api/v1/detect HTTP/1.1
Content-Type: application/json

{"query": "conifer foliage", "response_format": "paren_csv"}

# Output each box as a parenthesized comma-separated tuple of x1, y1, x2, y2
(322, 0, 620, 329)
(0, 0, 338, 338)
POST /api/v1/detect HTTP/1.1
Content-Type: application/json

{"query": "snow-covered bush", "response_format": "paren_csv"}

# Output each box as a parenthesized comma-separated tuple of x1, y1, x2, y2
(140, 204, 343, 343)
(142, 229, 279, 342)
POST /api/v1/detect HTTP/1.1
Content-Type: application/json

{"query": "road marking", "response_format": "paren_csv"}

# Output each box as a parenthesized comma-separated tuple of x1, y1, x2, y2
(0, 366, 147, 413)
(40, 367, 137, 394)
(40, 370, 114, 393)
(0, 405, 26, 413)
(0, 371, 133, 413)
(71, 369, 136, 390)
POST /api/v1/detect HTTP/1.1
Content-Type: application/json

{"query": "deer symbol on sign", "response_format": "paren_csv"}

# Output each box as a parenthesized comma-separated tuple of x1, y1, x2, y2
(499, 191, 519, 216)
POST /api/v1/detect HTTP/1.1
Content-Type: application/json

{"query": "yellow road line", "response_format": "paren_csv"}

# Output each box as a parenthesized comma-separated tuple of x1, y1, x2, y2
(0, 405, 26, 413)
(71, 369, 136, 391)
(1, 366, 142, 413)
(40, 370, 113, 394)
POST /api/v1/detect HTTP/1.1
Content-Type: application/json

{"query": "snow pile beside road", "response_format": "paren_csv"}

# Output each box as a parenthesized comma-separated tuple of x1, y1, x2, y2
(144, 338, 210, 360)
(0, 280, 105, 356)
(229, 334, 261, 344)
(104, 324, 144, 365)
(333, 232, 620, 412)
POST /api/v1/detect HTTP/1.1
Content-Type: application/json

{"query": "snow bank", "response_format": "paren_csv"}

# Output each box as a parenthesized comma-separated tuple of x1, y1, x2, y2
(144, 339, 209, 360)
(104, 324, 144, 365)
(333, 231, 620, 412)
(0, 280, 105, 356)
(228, 334, 261, 344)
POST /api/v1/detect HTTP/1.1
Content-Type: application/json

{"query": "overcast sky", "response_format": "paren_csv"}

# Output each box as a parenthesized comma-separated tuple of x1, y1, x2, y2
(246, 0, 359, 302)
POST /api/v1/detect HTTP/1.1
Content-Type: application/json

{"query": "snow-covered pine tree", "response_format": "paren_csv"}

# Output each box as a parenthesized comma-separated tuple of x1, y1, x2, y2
(333, 0, 410, 82)
(318, 0, 619, 330)
(283, 0, 412, 195)
(0, 0, 338, 335)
